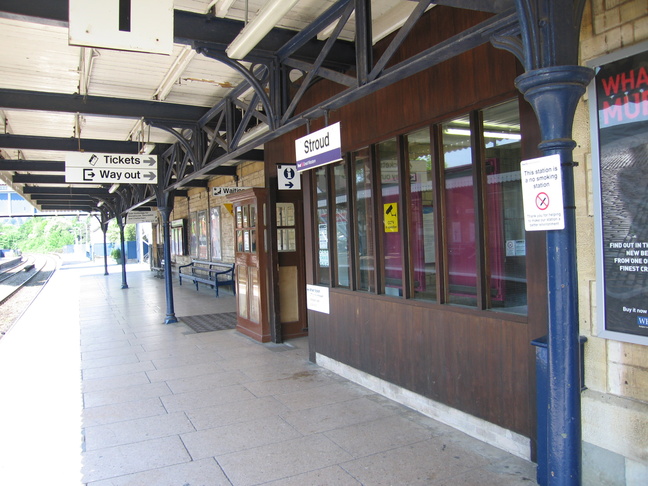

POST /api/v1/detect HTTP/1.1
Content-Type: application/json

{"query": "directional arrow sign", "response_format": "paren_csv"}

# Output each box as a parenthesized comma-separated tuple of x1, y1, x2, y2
(65, 152, 158, 184)
(126, 211, 159, 224)
(66, 152, 157, 168)
(277, 164, 301, 190)
(65, 167, 158, 184)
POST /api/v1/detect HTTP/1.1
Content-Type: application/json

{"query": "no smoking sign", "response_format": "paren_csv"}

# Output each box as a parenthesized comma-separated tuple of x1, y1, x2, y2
(520, 155, 565, 231)
(536, 192, 549, 210)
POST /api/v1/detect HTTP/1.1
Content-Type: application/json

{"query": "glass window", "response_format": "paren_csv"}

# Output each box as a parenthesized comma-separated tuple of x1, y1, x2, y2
(482, 100, 527, 315)
(309, 99, 526, 317)
(171, 219, 185, 258)
(407, 128, 436, 302)
(378, 139, 403, 297)
(333, 162, 350, 288)
(235, 203, 256, 254)
(277, 203, 296, 252)
(442, 115, 478, 307)
(315, 166, 330, 285)
(354, 148, 375, 292)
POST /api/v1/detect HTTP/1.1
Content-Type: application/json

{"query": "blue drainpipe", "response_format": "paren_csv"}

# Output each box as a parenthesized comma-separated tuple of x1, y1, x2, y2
(516, 65, 594, 485)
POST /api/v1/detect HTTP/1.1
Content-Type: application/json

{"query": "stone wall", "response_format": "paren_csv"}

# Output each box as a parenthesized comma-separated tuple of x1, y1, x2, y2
(576, 1, 648, 484)
(168, 161, 264, 267)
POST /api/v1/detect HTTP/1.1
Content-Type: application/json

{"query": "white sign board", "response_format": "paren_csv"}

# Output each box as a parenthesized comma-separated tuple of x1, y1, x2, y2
(295, 122, 342, 172)
(69, 0, 174, 55)
(520, 154, 565, 231)
(65, 153, 158, 184)
(277, 165, 301, 190)
(212, 187, 252, 196)
(126, 211, 158, 224)
(306, 285, 330, 314)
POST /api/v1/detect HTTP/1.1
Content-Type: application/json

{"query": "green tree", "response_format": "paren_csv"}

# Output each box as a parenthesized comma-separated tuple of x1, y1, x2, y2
(2, 216, 78, 252)
(0, 224, 21, 249)
(125, 223, 136, 241)
(107, 220, 136, 243)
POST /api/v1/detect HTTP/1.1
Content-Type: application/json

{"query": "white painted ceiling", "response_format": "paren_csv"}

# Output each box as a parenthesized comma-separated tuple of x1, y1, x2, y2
(0, 1, 407, 165)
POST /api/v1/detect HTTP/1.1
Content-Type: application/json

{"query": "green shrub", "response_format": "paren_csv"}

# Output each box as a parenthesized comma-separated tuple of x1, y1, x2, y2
(110, 247, 122, 262)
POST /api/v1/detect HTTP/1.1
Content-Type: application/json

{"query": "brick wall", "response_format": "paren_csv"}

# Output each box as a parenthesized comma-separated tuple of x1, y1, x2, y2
(167, 161, 264, 266)
(576, 1, 648, 483)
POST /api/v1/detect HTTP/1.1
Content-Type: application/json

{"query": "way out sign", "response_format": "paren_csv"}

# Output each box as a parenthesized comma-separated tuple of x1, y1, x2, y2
(520, 154, 565, 231)
(65, 152, 158, 184)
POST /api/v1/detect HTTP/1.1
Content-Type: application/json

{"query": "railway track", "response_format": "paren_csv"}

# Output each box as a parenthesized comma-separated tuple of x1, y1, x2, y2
(0, 254, 60, 338)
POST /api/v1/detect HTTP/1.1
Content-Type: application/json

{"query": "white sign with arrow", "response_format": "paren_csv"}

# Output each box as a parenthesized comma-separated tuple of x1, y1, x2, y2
(277, 164, 301, 190)
(65, 152, 158, 184)
(126, 211, 159, 224)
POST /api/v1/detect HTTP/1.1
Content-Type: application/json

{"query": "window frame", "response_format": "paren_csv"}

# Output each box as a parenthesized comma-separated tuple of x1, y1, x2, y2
(310, 99, 527, 316)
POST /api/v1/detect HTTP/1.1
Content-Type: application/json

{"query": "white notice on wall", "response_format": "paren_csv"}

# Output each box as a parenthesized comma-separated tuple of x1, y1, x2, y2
(306, 285, 330, 314)
(520, 154, 565, 231)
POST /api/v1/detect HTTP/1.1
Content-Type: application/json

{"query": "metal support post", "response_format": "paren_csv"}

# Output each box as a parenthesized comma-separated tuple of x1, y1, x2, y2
(115, 212, 128, 289)
(102, 220, 109, 276)
(516, 65, 594, 486)
(159, 205, 177, 324)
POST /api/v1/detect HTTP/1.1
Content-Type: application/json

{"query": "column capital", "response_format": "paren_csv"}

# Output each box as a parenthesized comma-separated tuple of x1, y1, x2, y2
(515, 65, 594, 155)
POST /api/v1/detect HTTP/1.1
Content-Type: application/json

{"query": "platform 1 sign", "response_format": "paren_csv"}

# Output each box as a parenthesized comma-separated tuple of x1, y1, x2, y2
(65, 152, 158, 184)
(520, 154, 564, 231)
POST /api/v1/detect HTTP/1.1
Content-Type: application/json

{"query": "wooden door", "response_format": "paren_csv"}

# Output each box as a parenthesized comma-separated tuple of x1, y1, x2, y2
(275, 193, 308, 339)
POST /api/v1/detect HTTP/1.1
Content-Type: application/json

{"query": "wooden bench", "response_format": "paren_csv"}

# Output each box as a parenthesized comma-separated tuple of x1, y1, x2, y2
(178, 260, 235, 297)
(151, 259, 165, 278)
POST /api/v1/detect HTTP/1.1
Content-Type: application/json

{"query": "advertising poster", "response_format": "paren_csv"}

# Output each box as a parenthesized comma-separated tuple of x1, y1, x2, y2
(197, 210, 209, 260)
(210, 207, 222, 261)
(189, 212, 198, 258)
(591, 44, 648, 340)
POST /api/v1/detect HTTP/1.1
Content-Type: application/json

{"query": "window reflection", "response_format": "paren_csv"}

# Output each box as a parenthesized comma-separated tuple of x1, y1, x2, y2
(407, 128, 436, 302)
(378, 139, 403, 297)
(315, 167, 330, 286)
(310, 100, 527, 316)
(354, 148, 375, 291)
(334, 162, 350, 288)
(443, 115, 478, 307)
(482, 99, 527, 315)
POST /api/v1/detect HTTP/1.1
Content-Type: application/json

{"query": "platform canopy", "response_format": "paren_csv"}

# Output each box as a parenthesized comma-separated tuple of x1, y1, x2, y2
(0, 0, 514, 216)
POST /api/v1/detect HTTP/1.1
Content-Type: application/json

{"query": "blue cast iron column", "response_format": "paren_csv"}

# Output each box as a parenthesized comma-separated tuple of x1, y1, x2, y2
(101, 217, 109, 276)
(115, 211, 129, 289)
(159, 205, 178, 325)
(516, 66, 593, 485)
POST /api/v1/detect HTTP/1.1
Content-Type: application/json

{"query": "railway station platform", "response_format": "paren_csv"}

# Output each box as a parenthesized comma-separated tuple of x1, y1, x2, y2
(0, 256, 537, 486)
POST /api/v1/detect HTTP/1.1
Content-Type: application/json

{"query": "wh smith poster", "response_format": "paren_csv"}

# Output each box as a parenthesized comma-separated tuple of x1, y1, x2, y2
(592, 44, 648, 340)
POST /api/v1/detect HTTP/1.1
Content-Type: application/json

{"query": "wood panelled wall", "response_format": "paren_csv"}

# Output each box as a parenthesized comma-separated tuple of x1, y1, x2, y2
(266, 6, 546, 440)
